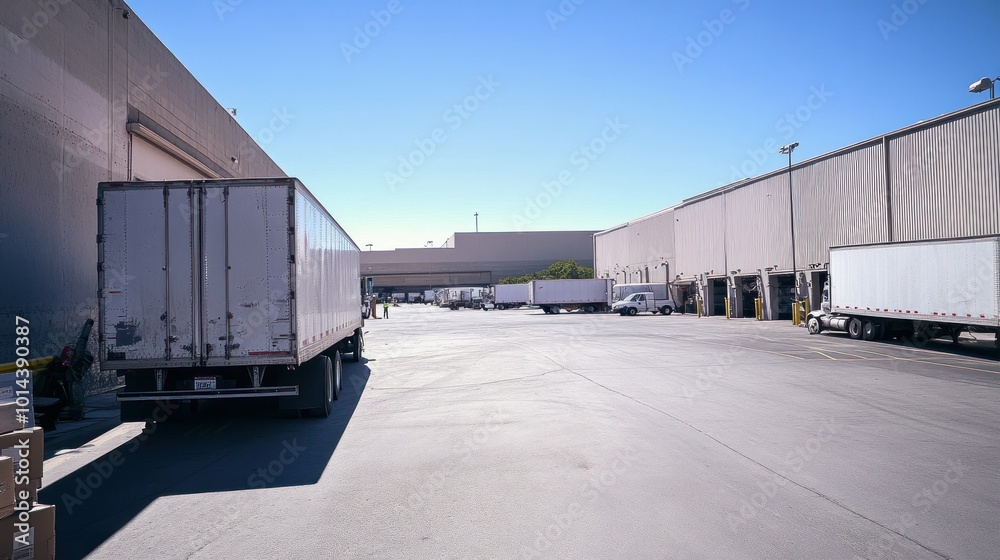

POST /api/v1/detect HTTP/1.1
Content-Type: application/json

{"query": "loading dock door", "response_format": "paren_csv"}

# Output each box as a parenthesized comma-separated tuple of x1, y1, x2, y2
(771, 275, 795, 320)
(740, 277, 760, 318)
(710, 278, 727, 316)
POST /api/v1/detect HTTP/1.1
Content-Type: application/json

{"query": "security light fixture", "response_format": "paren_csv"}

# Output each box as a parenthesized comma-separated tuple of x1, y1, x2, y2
(365, 244, 373, 251)
(969, 77, 998, 99)
(779, 142, 799, 155)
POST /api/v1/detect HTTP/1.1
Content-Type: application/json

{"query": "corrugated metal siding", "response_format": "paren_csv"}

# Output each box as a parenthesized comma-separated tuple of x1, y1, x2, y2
(675, 196, 727, 278)
(595, 210, 675, 282)
(794, 142, 889, 265)
(891, 105, 1000, 242)
(724, 175, 793, 273)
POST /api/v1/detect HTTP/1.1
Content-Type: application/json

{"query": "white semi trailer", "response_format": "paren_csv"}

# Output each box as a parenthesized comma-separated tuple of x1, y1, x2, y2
(806, 237, 1000, 356)
(494, 284, 530, 310)
(528, 279, 614, 314)
(98, 178, 364, 420)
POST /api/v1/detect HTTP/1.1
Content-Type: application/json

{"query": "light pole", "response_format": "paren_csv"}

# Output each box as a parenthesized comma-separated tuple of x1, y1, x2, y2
(474, 212, 479, 233)
(970, 76, 999, 99)
(365, 243, 373, 251)
(779, 142, 800, 305)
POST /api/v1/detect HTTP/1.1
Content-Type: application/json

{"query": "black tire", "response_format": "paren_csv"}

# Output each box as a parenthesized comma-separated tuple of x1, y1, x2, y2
(332, 350, 342, 402)
(583, 305, 595, 313)
(307, 355, 334, 418)
(349, 329, 362, 363)
(848, 318, 863, 340)
(807, 316, 821, 335)
(627, 307, 638, 316)
(497, 304, 506, 311)
(660, 306, 673, 316)
(862, 320, 877, 341)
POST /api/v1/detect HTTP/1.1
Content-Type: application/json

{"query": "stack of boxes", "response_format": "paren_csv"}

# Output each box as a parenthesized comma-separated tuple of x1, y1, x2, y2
(0, 401, 54, 559)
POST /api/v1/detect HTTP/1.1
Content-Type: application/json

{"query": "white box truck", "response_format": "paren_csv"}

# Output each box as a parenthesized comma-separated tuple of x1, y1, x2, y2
(494, 284, 529, 310)
(806, 237, 1000, 356)
(528, 279, 613, 314)
(98, 178, 364, 420)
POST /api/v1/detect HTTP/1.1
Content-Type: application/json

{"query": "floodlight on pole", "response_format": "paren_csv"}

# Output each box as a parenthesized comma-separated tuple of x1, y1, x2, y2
(365, 244, 372, 251)
(779, 142, 800, 305)
(969, 77, 998, 99)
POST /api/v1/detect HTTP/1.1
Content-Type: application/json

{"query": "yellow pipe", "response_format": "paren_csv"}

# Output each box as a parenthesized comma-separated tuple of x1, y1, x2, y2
(725, 296, 731, 320)
(0, 356, 55, 375)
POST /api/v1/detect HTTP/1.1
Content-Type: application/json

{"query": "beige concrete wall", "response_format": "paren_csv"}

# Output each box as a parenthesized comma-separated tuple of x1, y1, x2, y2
(0, 0, 283, 393)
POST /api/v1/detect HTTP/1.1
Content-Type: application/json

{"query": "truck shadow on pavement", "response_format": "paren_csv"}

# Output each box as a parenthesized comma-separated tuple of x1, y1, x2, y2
(39, 362, 372, 559)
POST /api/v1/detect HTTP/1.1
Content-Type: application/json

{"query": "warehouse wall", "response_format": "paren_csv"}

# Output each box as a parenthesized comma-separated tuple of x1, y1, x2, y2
(890, 107, 1000, 242)
(362, 231, 597, 288)
(595, 99, 1000, 319)
(0, 0, 284, 394)
(593, 208, 674, 283)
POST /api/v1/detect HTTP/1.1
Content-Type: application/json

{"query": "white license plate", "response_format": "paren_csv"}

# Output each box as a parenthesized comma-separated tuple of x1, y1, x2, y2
(194, 377, 217, 390)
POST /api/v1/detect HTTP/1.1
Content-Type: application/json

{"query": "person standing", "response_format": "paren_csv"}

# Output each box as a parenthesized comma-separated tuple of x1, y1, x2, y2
(383, 299, 390, 319)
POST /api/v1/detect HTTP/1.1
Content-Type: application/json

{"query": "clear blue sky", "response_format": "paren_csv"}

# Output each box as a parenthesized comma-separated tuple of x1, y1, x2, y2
(128, 0, 999, 250)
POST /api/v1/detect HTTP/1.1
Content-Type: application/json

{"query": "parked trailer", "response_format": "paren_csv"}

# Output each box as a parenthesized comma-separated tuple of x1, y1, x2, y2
(440, 287, 480, 310)
(424, 290, 436, 304)
(528, 279, 613, 314)
(807, 237, 1000, 357)
(98, 178, 364, 421)
(494, 284, 529, 310)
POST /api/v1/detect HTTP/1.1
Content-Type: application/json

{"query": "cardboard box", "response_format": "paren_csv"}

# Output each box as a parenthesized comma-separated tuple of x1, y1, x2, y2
(0, 373, 33, 431)
(0, 458, 14, 522)
(0, 403, 25, 437)
(0, 429, 42, 483)
(0, 503, 55, 560)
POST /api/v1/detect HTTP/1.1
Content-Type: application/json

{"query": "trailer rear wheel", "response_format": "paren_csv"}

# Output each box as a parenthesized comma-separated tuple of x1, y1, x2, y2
(306, 355, 335, 418)
(660, 306, 673, 316)
(583, 305, 595, 313)
(862, 320, 877, 341)
(348, 329, 363, 363)
(848, 318, 863, 340)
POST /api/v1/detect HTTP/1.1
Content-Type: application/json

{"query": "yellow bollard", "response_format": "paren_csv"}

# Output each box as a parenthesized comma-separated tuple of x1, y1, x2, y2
(803, 298, 810, 316)
(725, 296, 731, 320)
(755, 298, 763, 321)
(696, 298, 702, 318)
(793, 300, 800, 325)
